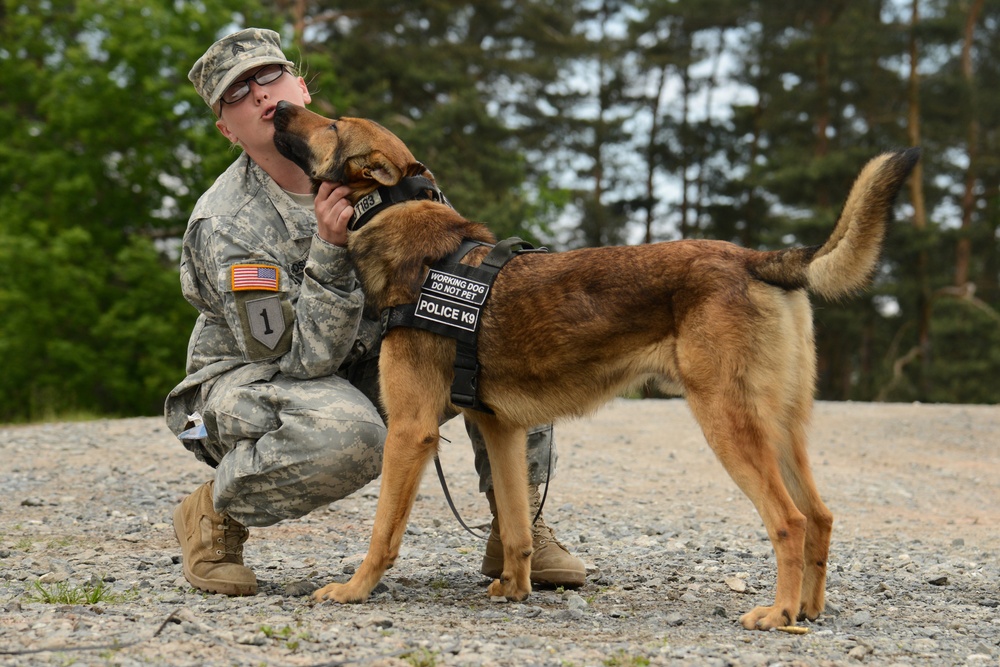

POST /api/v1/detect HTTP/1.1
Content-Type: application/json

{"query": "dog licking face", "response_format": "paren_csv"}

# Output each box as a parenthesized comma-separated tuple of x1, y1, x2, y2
(274, 101, 422, 195)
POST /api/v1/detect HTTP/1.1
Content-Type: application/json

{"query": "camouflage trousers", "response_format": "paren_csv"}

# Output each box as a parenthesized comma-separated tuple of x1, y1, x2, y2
(198, 359, 557, 527)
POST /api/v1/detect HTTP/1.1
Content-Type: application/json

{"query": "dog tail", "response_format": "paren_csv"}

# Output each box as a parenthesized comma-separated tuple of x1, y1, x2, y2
(750, 148, 920, 300)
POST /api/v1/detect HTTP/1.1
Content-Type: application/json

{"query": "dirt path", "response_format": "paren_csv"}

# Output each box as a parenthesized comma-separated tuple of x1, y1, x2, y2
(1, 399, 998, 666)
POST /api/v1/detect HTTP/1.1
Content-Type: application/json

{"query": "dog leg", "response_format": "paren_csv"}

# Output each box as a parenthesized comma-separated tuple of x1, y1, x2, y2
(470, 416, 533, 601)
(687, 395, 808, 630)
(313, 419, 438, 603)
(779, 417, 833, 621)
(313, 336, 448, 604)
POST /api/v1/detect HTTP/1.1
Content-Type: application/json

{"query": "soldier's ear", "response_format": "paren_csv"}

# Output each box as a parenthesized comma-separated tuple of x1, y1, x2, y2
(216, 118, 239, 145)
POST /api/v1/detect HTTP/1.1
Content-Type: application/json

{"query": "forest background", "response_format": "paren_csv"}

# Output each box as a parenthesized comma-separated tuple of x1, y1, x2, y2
(1, 0, 998, 423)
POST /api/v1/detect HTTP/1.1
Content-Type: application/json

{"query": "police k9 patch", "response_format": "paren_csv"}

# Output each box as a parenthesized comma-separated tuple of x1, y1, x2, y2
(414, 267, 490, 334)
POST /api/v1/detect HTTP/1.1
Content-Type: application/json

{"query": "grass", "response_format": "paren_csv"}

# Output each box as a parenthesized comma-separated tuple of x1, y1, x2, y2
(259, 624, 314, 652)
(260, 625, 296, 639)
(602, 650, 651, 667)
(401, 648, 440, 667)
(24, 579, 135, 605)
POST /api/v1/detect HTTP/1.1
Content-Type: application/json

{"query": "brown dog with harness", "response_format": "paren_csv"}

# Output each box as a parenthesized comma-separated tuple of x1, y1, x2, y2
(272, 100, 918, 630)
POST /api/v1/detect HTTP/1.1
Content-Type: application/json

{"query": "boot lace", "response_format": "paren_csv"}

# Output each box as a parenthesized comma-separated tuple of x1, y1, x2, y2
(531, 514, 568, 550)
(215, 518, 249, 558)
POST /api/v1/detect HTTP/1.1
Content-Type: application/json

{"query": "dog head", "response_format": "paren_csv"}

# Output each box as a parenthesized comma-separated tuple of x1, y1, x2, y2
(273, 101, 430, 197)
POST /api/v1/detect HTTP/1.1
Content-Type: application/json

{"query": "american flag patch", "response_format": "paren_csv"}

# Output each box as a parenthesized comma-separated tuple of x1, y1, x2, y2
(231, 264, 280, 291)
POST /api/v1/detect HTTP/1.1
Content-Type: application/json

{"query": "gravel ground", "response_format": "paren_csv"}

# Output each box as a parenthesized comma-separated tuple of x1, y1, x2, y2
(1, 398, 998, 667)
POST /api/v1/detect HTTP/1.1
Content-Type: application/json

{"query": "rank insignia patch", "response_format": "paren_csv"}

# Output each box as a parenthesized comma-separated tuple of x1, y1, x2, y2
(231, 264, 279, 291)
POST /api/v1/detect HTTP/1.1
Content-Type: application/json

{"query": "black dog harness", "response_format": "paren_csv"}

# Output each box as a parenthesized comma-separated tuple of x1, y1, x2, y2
(348, 174, 549, 407)
(353, 177, 552, 536)
(381, 237, 546, 413)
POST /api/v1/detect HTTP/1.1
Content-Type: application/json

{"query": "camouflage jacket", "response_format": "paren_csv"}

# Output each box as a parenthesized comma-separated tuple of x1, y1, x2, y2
(164, 153, 380, 438)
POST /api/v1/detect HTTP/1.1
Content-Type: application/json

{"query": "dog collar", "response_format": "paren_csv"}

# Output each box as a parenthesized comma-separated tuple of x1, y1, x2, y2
(349, 176, 452, 231)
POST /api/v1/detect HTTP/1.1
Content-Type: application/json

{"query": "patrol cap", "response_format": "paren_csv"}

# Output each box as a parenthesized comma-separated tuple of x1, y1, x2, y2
(188, 28, 294, 109)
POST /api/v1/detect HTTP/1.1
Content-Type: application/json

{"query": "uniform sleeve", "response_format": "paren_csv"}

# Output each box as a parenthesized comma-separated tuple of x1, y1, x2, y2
(185, 219, 368, 379)
(278, 234, 367, 378)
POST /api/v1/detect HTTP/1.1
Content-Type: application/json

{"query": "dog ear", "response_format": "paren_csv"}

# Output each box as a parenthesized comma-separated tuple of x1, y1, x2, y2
(407, 161, 434, 179)
(361, 151, 402, 186)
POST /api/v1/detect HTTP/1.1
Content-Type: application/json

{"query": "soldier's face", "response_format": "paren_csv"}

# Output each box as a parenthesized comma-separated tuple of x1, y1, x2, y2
(214, 64, 311, 156)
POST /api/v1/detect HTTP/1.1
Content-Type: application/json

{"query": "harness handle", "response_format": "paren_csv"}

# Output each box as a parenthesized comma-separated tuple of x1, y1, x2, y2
(481, 237, 546, 269)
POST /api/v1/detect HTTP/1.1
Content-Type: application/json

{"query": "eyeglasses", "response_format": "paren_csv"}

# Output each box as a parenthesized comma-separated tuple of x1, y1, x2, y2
(218, 63, 288, 108)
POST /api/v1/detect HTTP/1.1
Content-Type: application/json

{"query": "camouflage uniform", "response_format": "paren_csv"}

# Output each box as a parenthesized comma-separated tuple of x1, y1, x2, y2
(164, 152, 557, 527)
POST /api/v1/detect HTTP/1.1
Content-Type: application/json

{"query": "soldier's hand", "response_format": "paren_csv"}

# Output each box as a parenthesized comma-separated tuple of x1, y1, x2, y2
(315, 181, 354, 247)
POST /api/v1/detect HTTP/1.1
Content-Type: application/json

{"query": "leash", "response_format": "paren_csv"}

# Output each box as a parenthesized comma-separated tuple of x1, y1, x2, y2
(434, 426, 554, 542)
(434, 450, 489, 541)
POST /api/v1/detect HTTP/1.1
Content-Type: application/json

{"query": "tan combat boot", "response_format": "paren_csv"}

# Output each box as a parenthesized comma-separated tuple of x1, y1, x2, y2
(173, 481, 257, 596)
(480, 486, 586, 588)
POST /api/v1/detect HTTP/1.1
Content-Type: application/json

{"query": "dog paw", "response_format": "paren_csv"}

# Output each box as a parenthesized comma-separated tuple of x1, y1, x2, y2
(487, 578, 530, 602)
(740, 605, 794, 631)
(312, 582, 367, 604)
(798, 598, 824, 622)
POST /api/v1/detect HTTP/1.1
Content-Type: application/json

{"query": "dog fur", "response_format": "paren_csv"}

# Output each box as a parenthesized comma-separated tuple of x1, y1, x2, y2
(272, 100, 919, 630)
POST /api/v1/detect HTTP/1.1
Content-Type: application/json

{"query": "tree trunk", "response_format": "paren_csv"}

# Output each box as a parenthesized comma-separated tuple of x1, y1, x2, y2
(679, 67, 691, 240)
(643, 64, 668, 245)
(814, 5, 832, 209)
(692, 29, 724, 240)
(954, 0, 985, 289)
(908, 0, 932, 396)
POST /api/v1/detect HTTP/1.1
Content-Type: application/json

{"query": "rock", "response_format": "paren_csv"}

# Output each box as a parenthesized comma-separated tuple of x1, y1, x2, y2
(283, 579, 316, 597)
(849, 611, 872, 627)
(848, 644, 872, 660)
(665, 612, 685, 626)
(359, 615, 393, 629)
(2, 404, 998, 667)
(724, 576, 747, 593)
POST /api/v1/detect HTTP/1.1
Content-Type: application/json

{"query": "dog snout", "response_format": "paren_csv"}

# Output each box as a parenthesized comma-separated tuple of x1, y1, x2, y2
(272, 103, 318, 178)
(273, 100, 297, 132)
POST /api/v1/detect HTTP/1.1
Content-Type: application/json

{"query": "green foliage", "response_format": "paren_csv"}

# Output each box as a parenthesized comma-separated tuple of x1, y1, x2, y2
(603, 649, 651, 667)
(926, 299, 1000, 403)
(401, 648, 440, 667)
(304, 0, 579, 242)
(0, 0, 271, 421)
(1, 0, 999, 419)
(25, 578, 135, 605)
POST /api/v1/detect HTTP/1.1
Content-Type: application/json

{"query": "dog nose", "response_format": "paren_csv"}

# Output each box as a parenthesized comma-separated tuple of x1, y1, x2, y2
(274, 100, 293, 130)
